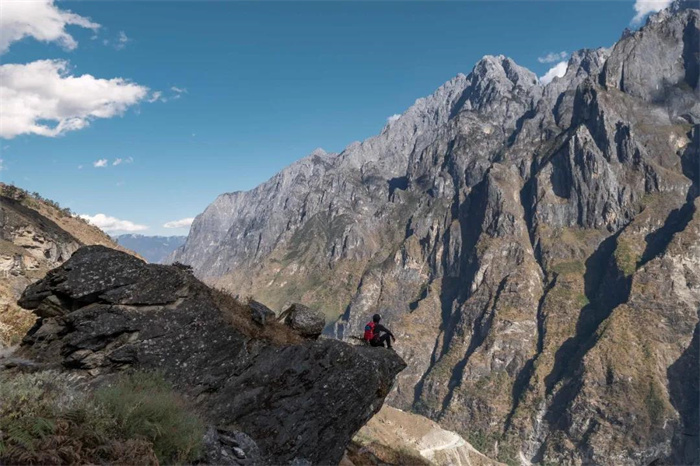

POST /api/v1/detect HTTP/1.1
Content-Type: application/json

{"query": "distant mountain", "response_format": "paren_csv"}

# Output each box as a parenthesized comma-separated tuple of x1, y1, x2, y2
(116, 234, 186, 263)
(0, 183, 131, 346)
(171, 3, 699, 464)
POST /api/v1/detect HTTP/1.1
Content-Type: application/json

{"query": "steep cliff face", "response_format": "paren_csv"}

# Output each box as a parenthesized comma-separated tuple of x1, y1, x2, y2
(170, 4, 699, 464)
(16, 246, 406, 465)
(0, 184, 132, 346)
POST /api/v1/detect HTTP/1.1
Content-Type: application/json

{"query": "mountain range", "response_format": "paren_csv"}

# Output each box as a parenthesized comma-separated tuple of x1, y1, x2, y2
(115, 234, 186, 264)
(171, 3, 700, 464)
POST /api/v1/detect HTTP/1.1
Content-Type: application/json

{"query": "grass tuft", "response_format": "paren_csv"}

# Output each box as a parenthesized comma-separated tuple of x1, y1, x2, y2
(0, 370, 204, 465)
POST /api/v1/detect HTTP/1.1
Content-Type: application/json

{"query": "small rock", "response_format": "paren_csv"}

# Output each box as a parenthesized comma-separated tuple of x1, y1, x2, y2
(232, 447, 246, 459)
(280, 303, 325, 339)
(249, 300, 276, 326)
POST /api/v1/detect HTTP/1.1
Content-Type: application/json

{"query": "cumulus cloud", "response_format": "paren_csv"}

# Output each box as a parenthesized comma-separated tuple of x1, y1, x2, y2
(540, 61, 569, 85)
(632, 0, 673, 24)
(93, 158, 108, 168)
(0, 0, 99, 54)
(80, 213, 148, 232)
(0, 60, 149, 139)
(163, 217, 195, 229)
(387, 114, 401, 124)
(538, 51, 568, 64)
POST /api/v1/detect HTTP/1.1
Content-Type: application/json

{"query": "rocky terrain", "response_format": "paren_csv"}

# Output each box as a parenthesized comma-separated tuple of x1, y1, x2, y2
(115, 234, 186, 263)
(9, 245, 405, 465)
(170, 2, 700, 464)
(350, 405, 501, 466)
(0, 184, 133, 346)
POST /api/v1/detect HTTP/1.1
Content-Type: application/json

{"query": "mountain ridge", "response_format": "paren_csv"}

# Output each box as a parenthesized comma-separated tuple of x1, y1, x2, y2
(170, 3, 699, 464)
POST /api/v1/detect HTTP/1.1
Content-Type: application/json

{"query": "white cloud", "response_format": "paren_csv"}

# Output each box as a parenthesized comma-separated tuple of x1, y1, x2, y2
(0, 60, 149, 139)
(163, 217, 195, 229)
(0, 159, 4, 171)
(115, 31, 129, 50)
(93, 158, 108, 168)
(0, 0, 100, 54)
(538, 51, 568, 64)
(171, 86, 187, 94)
(113, 158, 123, 166)
(632, 0, 673, 24)
(387, 114, 401, 124)
(148, 91, 163, 103)
(540, 61, 569, 85)
(80, 213, 148, 232)
(77, 164, 83, 169)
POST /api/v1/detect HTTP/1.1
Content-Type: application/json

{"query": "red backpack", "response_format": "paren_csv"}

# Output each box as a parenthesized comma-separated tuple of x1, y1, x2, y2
(363, 321, 376, 341)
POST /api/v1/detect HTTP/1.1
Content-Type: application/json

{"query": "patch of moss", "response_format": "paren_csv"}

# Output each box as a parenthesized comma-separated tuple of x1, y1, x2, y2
(613, 240, 640, 277)
(551, 260, 585, 276)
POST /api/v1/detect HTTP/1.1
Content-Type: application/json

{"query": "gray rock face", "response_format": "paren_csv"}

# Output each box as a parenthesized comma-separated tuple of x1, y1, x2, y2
(279, 303, 325, 338)
(170, 3, 699, 464)
(17, 246, 406, 466)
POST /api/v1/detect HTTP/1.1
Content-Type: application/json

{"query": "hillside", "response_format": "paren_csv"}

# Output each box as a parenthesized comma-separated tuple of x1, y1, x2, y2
(116, 234, 186, 263)
(0, 183, 134, 346)
(170, 3, 699, 464)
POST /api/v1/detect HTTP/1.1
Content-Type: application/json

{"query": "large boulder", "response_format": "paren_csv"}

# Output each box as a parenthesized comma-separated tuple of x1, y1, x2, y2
(17, 246, 406, 465)
(280, 303, 325, 338)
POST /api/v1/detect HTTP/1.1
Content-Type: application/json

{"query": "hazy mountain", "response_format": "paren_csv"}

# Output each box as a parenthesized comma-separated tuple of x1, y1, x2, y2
(116, 234, 186, 263)
(170, 3, 699, 464)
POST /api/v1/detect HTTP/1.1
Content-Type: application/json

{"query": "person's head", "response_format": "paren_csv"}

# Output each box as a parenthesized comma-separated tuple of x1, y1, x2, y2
(373, 314, 381, 323)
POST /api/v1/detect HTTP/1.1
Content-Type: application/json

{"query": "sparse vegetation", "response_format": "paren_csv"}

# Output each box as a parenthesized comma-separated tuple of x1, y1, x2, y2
(210, 286, 303, 345)
(613, 240, 640, 277)
(0, 370, 204, 465)
(551, 260, 585, 276)
(1, 183, 75, 218)
(0, 303, 36, 346)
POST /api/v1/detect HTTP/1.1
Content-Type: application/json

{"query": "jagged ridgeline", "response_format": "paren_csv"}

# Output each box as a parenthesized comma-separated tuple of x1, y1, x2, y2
(170, 3, 699, 464)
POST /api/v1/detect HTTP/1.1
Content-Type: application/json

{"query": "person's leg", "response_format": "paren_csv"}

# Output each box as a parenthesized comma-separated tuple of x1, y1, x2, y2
(370, 338, 381, 347)
(380, 333, 392, 348)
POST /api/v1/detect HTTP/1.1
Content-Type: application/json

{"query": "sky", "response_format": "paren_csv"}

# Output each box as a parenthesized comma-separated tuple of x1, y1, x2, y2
(0, 0, 673, 236)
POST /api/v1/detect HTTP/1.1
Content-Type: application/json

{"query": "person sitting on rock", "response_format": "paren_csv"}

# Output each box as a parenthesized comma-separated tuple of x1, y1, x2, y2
(364, 314, 396, 348)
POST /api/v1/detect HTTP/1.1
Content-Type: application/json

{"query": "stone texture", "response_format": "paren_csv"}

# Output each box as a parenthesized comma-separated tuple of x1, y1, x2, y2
(17, 246, 406, 466)
(280, 303, 325, 338)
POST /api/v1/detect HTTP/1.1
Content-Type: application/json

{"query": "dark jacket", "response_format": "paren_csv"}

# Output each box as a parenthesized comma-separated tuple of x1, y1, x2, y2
(372, 323, 394, 340)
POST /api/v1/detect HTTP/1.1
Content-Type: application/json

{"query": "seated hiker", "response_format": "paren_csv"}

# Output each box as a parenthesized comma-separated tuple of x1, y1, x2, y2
(364, 314, 396, 348)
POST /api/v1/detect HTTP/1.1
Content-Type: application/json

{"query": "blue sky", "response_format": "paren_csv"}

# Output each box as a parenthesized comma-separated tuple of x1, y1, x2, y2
(0, 1, 662, 235)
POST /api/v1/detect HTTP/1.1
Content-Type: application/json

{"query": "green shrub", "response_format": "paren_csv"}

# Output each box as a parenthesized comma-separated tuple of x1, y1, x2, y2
(94, 371, 205, 464)
(0, 370, 204, 465)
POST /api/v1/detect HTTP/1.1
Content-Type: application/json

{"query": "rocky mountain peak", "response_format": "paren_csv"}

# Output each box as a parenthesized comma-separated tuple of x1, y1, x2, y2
(170, 5, 700, 463)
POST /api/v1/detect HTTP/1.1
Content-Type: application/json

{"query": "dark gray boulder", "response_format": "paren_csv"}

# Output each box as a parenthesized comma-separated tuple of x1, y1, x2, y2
(248, 299, 276, 326)
(279, 303, 326, 338)
(17, 246, 406, 465)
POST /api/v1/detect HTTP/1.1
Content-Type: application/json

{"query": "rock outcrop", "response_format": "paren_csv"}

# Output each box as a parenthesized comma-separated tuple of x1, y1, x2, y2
(0, 184, 132, 346)
(17, 246, 406, 465)
(169, 3, 700, 464)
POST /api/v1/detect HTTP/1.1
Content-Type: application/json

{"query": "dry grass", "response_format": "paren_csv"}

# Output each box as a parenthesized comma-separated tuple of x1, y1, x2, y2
(0, 370, 203, 465)
(0, 301, 36, 347)
(209, 287, 303, 346)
